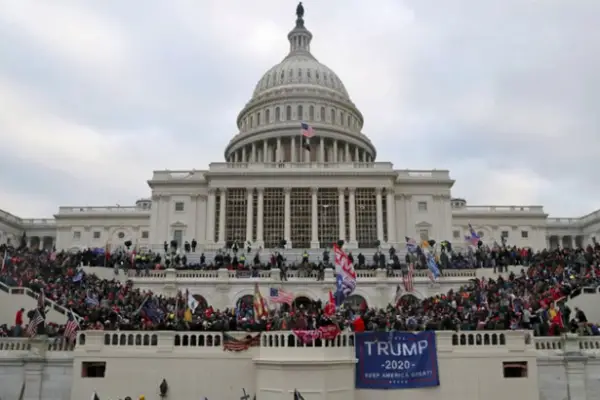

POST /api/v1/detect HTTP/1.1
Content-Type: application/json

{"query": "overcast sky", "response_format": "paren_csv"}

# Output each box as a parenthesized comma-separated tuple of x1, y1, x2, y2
(1, 0, 598, 219)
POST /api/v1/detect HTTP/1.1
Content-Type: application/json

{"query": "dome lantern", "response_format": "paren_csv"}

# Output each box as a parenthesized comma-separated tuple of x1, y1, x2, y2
(286, 2, 313, 59)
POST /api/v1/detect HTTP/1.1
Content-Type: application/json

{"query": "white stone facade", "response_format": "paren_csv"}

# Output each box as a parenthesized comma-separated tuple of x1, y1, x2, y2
(1, 12, 599, 253)
(0, 331, 597, 400)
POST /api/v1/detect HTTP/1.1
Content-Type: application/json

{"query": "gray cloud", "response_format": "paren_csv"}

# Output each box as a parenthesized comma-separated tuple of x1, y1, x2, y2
(0, 0, 598, 218)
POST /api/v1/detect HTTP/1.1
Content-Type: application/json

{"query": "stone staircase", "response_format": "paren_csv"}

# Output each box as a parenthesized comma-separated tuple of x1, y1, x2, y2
(0, 281, 74, 325)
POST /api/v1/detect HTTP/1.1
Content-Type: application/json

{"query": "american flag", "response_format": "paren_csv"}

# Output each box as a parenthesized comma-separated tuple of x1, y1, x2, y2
(465, 223, 480, 246)
(301, 122, 314, 138)
(269, 288, 293, 305)
(26, 309, 43, 337)
(64, 311, 80, 343)
(403, 263, 414, 292)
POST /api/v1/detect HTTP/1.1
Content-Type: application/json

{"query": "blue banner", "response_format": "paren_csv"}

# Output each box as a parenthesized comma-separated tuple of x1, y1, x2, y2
(355, 331, 440, 390)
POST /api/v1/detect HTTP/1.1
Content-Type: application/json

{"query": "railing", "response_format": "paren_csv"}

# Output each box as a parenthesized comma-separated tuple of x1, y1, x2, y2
(126, 267, 477, 281)
(208, 162, 394, 172)
(0, 280, 77, 320)
(395, 169, 450, 179)
(454, 205, 545, 213)
(58, 206, 148, 213)
(0, 337, 75, 353)
(0, 209, 54, 226)
(21, 218, 55, 225)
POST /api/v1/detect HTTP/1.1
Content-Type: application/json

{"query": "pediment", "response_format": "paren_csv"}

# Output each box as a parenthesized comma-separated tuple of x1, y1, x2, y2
(415, 221, 432, 228)
(171, 221, 187, 227)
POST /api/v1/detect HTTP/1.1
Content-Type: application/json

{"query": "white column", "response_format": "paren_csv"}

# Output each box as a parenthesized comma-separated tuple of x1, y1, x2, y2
(241, 147, 246, 162)
(354, 147, 359, 162)
(386, 188, 396, 245)
(376, 187, 384, 242)
(191, 194, 199, 240)
(246, 189, 253, 243)
(338, 188, 346, 241)
(319, 137, 325, 162)
(206, 190, 216, 243)
(345, 142, 350, 162)
(276, 138, 282, 162)
(251, 143, 256, 162)
(404, 194, 413, 239)
(284, 188, 291, 247)
(256, 188, 264, 246)
(348, 188, 357, 247)
(263, 140, 268, 162)
(333, 140, 338, 162)
(310, 188, 319, 248)
(218, 189, 226, 245)
(291, 137, 296, 162)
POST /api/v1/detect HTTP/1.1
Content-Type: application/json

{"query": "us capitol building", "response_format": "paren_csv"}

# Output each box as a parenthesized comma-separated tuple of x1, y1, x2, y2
(0, 9, 599, 255)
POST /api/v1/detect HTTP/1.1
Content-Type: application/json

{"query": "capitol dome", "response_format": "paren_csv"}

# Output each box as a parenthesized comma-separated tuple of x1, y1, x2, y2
(224, 9, 377, 164)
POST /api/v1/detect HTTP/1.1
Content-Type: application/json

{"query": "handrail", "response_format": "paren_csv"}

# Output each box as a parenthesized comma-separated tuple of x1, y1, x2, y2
(2, 282, 79, 320)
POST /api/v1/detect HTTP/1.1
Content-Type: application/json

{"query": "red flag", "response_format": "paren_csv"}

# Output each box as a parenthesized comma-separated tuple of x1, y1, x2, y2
(324, 290, 336, 316)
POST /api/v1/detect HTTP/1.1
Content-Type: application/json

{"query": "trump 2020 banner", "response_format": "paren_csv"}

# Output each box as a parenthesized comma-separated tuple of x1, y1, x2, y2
(355, 331, 440, 390)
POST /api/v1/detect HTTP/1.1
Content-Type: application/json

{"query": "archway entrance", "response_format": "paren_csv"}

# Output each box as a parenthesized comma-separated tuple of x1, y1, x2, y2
(293, 296, 313, 310)
(397, 293, 420, 308)
(192, 294, 208, 310)
(343, 294, 367, 311)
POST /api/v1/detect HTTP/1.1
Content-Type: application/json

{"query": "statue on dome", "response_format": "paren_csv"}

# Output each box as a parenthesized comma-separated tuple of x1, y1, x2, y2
(296, 2, 304, 20)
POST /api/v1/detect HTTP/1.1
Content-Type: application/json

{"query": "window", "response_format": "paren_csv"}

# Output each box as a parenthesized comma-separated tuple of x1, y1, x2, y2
(297, 105, 303, 120)
(503, 361, 528, 378)
(265, 109, 270, 123)
(249, 115, 254, 128)
(309, 105, 315, 120)
(453, 230, 460, 239)
(93, 231, 101, 239)
(330, 109, 335, 123)
(521, 231, 528, 239)
(81, 362, 106, 378)
(73, 231, 81, 240)
(175, 202, 184, 212)
(419, 229, 429, 241)
(501, 231, 509, 239)
(307, 69, 311, 78)
(257, 112, 261, 125)
(286, 106, 292, 120)
(275, 107, 280, 121)
(117, 232, 125, 239)
(418, 201, 428, 211)
(320, 107, 325, 121)
(141, 231, 149, 239)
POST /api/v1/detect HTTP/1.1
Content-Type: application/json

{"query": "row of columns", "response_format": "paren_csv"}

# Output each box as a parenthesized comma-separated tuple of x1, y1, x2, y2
(228, 137, 374, 164)
(206, 187, 396, 248)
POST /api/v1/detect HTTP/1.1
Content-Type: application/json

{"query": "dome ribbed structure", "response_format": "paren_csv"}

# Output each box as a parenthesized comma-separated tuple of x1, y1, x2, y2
(224, 6, 376, 164)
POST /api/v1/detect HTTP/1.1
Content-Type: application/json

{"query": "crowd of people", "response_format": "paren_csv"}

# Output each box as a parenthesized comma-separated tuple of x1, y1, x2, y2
(1, 240, 599, 341)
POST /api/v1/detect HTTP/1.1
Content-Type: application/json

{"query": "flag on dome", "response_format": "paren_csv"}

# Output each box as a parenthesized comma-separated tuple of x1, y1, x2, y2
(301, 122, 314, 151)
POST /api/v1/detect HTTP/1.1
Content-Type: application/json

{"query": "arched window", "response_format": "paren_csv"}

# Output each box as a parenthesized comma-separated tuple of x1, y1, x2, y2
(265, 109, 270, 123)
(297, 105, 303, 120)
(280, 70, 285, 82)
(275, 107, 281, 121)
(309, 106, 315, 121)
(320, 107, 325, 121)
(307, 69, 311, 78)
(257, 112, 261, 126)
(250, 115, 254, 128)
(347, 115, 351, 127)
(286, 106, 292, 121)
(297, 68, 302, 78)
(340, 111, 345, 126)
(330, 109, 335, 123)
